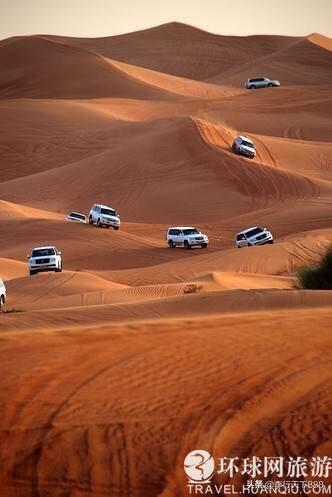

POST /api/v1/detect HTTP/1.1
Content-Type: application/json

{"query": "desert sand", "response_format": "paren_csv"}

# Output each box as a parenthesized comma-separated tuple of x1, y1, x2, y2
(0, 22, 331, 497)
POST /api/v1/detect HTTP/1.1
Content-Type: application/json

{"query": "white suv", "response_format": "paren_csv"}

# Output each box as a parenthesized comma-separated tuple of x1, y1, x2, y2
(235, 227, 274, 248)
(27, 246, 62, 275)
(0, 278, 6, 308)
(232, 135, 256, 159)
(89, 204, 120, 230)
(245, 77, 280, 89)
(166, 227, 209, 249)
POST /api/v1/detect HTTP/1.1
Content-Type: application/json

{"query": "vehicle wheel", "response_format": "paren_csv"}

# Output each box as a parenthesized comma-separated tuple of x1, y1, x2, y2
(88, 215, 93, 225)
(232, 143, 236, 152)
(184, 240, 191, 250)
(97, 219, 102, 228)
(168, 240, 175, 249)
(201, 243, 208, 249)
(268, 83, 273, 87)
(113, 226, 119, 231)
(250, 85, 256, 89)
(29, 270, 37, 276)
(247, 243, 252, 247)
(55, 264, 62, 272)
(269, 240, 274, 244)
(238, 246, 241, 248)
(0, 296, 4, 308)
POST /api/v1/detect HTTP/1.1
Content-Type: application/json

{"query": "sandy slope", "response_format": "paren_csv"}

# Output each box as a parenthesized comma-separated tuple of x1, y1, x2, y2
(44, 23, 301, 80)
(0, 36, 182, 100)
(0, 22, 331, 497)
(209, 35, 332, 87)
(0, 309, 331, 497)
(4, 270, 295, 311)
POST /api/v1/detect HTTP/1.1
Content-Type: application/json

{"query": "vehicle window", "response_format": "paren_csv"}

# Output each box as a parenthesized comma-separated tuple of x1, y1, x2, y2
(241, 140, 255, 148)
(169, 229, 176, 235)
(236, 234, 245, 241)
(183, 229, 200, 236)
(69, 212, 85, 220)
(32, 248, 55, 257)
(101, 208, 116, 217)
(245, 227, 263, 238)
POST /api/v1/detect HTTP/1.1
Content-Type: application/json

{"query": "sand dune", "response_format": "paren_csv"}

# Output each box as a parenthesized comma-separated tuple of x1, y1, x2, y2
(103, 228, 332, 287)
(4, 269, 295, 311)
(194, 270, 295, 290)
(1, 308, 331, 497)
(1, 116, 331, 228)
(210, 35, 332, 87)
(0, 258, 27, 281)
(44, 23, 301, 81)
(6, 270, 126, 308)
(0, 98, 130, 182)
(0, 36, 180, 100)
(1, 288, 332, 333)
(0, 22, 331, 497)
(0, 199, 61, 220)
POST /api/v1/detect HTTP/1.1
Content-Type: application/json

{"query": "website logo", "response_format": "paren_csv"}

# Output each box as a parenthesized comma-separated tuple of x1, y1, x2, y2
(184, 450, 215, 483)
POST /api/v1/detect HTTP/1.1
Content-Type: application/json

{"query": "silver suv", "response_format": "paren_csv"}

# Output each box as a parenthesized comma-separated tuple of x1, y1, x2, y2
(166, 227, 209, 249)
(245, 77, 280, 89)
(232, 135, 256, 159)
(236, 227, 274, 248)
(88, 204, 120, 230)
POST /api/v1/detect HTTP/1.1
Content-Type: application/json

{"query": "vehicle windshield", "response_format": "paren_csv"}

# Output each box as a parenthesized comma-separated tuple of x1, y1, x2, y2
(245, 227, 264, 238)
(32, 248, 55, 257)
(101, 208, 116, 217)
(69, 212, 85, 220)
(183, 229, 200, 236)
(242, 140, 255, 149)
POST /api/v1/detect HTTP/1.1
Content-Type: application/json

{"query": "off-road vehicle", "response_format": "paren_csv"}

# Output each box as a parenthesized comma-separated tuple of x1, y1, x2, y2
(166, 227, 209, 249)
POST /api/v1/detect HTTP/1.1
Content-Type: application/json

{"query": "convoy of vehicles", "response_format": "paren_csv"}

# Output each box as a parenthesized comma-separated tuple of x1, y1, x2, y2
(27, 246, 63, 275)
(245, 77, 280, 89)
(232, 135, 256, 159)
(235, 227, 274, 248)
(166, 227, 209, 249)
(1, 75, 281, 301)
(89, 204, 120, 230)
